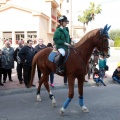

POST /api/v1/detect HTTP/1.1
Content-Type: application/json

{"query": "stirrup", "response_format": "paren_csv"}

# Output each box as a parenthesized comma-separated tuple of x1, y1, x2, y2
(56, 67, 64, 73)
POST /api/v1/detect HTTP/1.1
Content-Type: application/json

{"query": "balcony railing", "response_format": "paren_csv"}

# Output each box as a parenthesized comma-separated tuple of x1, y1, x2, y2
(51, 15, 56, 21)
(51, 28, 55, 32)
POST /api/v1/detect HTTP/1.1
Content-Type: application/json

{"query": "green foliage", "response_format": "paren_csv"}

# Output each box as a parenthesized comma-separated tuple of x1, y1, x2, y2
(109, 29, 120, 47)
(78, 9, 92, 25)
(114, 36, 120, 47)
(88, 2, 102, 20)
(78, 2, 102, 25)
(109, 29, 120, 40)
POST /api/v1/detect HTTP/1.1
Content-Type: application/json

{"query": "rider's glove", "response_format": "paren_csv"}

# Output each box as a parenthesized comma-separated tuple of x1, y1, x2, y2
(64, 42, 71, 47)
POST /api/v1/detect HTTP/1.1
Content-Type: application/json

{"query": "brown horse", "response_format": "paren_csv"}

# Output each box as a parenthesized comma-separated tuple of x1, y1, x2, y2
(30, 24, 111, 115)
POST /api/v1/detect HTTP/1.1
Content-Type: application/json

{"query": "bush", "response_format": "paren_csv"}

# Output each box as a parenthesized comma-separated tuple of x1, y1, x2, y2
(114, 36, 120, 47)
(109, 29, 120, 47)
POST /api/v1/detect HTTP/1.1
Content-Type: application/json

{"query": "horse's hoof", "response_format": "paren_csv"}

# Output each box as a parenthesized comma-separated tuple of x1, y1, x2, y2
(59, 108, 65, 115)
(37, 95, 42, 102)
(82, 106, 89, 113)
(52, 102, 57, 107)
(52, 99, 57, 107)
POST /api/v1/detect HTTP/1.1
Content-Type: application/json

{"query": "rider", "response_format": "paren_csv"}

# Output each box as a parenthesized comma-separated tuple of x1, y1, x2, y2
(53, 15, 71, 73)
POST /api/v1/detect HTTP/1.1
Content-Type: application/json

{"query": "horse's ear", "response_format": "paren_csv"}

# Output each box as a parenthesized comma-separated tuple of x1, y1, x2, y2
(107, 25, 111, 31)
(103, 24, 108, 32)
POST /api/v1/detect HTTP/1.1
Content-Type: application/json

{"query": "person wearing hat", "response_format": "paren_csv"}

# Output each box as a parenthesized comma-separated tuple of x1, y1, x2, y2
(112, 63, 120, 84)
(53, 15, 71, 73)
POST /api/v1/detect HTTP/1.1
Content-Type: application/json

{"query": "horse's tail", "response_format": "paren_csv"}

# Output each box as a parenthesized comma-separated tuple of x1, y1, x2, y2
(29, 55, 37, 87)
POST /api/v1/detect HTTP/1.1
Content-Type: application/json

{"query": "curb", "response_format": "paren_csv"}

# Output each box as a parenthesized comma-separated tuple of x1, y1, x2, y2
(0, 83, 92, 96)
(0, 78, 115, 96)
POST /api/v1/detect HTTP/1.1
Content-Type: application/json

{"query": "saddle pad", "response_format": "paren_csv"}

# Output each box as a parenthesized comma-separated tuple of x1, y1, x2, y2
(48, 52, 58, 63)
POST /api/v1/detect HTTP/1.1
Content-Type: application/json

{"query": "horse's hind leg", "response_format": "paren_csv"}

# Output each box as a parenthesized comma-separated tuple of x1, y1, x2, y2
(36, 76, 44, 102)
(59, 76, 75, 115)
(78, 76, 89, 113)
(43, 73, 57, 107)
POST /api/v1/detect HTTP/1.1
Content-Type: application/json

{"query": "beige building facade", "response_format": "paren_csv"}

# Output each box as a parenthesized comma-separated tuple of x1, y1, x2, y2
(61, 0, 85, 40)
(0, 0, 62, 46)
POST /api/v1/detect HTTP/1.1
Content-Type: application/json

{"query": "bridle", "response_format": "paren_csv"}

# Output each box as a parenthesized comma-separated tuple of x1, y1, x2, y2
(98, 29, 110, 57)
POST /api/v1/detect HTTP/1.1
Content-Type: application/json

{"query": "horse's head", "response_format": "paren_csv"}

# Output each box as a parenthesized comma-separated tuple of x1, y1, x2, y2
(95, 24, 111, 57)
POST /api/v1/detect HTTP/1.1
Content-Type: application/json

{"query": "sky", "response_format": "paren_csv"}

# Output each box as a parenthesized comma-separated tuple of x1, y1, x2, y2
(72, 0, 120, 30)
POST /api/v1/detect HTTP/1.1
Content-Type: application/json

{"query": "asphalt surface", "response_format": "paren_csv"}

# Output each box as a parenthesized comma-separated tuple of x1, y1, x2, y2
(0, 84, 120, 120)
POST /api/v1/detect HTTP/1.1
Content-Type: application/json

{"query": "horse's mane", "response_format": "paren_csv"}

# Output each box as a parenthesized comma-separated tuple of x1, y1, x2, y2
(74, 29, 100, 47)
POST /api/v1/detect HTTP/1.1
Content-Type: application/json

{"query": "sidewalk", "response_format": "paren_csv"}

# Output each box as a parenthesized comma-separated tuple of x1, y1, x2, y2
(0, 68, 113, 96)
(0, 47, 119, 96)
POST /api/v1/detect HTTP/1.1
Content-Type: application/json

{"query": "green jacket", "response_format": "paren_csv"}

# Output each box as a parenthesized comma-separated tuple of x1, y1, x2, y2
(53, 27, 71, 51)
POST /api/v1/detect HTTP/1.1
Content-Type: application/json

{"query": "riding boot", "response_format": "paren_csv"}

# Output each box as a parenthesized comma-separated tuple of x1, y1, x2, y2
(57, 54, 64, 73)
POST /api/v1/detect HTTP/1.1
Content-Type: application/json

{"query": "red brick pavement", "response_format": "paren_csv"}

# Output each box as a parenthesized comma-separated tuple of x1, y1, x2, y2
(0, 67, 113, 91)
(0, 68, 66, 90)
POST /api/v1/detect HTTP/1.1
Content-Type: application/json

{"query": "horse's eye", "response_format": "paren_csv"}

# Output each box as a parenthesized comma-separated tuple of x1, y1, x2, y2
(104, 39, 108, 41)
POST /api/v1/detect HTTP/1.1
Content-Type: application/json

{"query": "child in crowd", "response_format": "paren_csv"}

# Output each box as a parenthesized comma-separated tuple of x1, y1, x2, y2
(112, 63, 120, 84)
(98, 53, 106, 79)
(93, 68, 106, 86)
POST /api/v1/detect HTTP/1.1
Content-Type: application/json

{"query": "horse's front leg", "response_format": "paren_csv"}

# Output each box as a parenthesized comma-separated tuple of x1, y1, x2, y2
(59, 76, 75, 115)
(78, 76, 89, 113)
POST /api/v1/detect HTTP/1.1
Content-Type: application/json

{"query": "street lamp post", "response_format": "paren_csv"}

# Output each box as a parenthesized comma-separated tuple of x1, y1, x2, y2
(70, 0, 73, 37)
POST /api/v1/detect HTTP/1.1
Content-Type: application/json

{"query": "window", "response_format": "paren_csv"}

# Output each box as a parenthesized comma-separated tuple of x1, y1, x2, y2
(16, 35, 20, 40)
(16, 34, 24, 40)
(66, 10, 69, 14)
(21, 34, 24, 38)
(66, 0, 69, 3)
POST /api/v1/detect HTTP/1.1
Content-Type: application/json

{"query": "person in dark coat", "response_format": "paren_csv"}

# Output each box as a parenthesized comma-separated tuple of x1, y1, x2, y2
(112, 65, 120, 84)
(18, 40, 35, 88)
(14, 40, 24, 84)
(34, 39, 46, 81)
(2, 41, 14, 83)
(0, 49, 7, 86)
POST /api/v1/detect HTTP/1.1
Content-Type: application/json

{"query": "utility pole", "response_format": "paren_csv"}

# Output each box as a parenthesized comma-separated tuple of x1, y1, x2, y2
(70, 0, 73, 37)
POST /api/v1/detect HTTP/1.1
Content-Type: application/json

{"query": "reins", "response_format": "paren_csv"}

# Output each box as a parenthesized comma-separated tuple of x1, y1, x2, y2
(70, 47, 88, 72)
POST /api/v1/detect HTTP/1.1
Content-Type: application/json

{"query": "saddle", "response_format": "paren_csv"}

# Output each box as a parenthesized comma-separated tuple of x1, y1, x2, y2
(48, 49, 70, 73)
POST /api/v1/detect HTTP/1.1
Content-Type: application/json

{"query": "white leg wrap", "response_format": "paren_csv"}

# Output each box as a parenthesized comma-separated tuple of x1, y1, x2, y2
(52, 96, 57, 107)
(82, 105, 89, 112)
(37, 94, 42, 102)
(59, 107, 65, 115)
(50, 91, 52, 94)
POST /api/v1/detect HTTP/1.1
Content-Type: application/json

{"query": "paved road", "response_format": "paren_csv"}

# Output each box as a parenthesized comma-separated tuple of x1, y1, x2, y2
(0, 84, 120, 120)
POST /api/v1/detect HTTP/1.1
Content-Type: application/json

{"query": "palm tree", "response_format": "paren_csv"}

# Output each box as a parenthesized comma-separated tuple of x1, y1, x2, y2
(78, 2, 102, 32)
(88, 2, 102, 29)
(78, 9, 92, 26)
(89, 2, 102, 20)
(78, 9, 92, 33)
